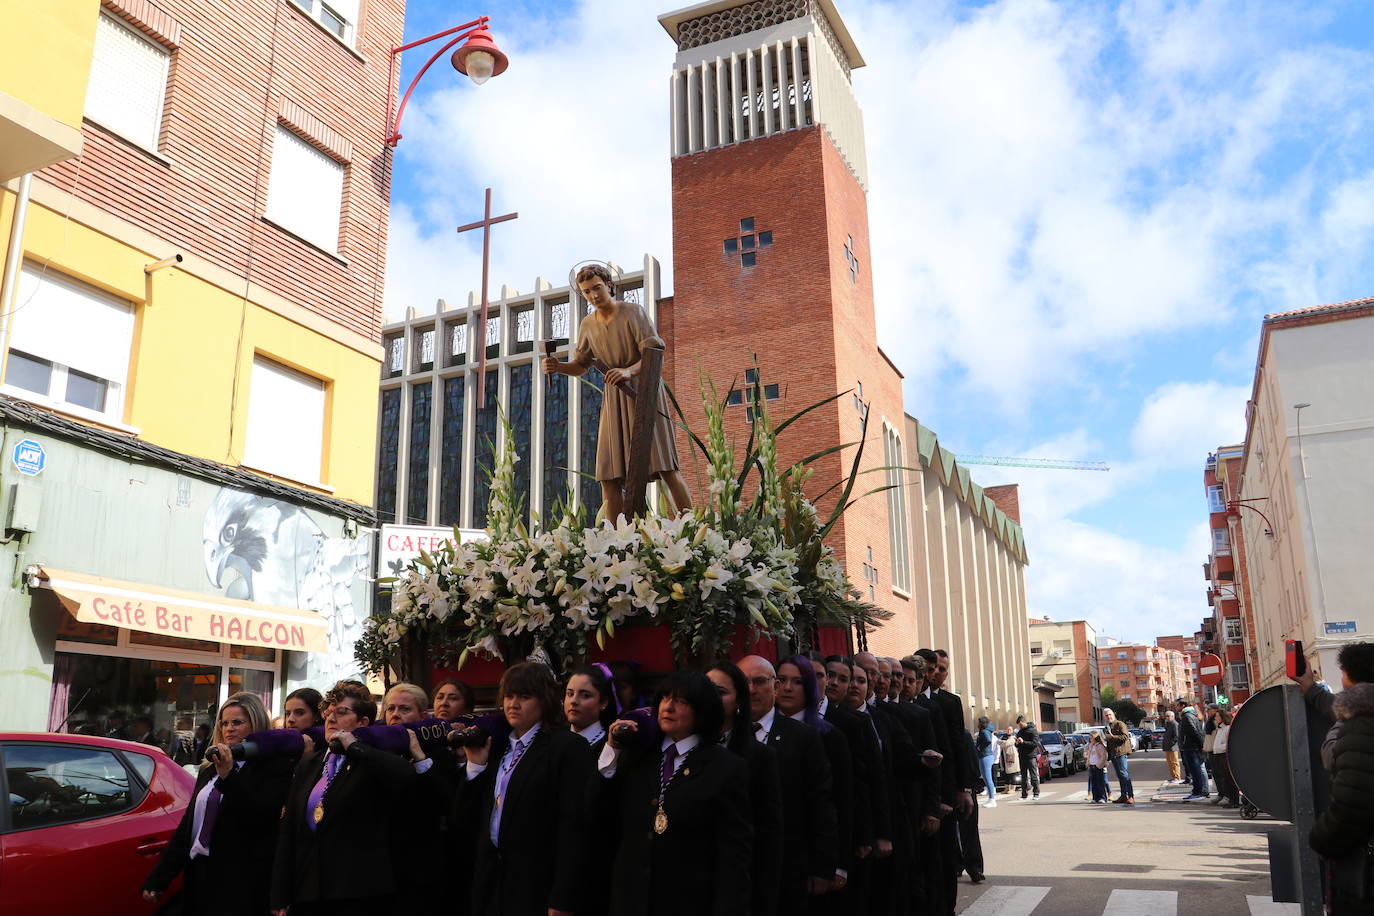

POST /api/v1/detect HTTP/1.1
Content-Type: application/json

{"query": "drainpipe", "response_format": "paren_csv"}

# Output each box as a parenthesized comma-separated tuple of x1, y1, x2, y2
(0, 173, 33, 382)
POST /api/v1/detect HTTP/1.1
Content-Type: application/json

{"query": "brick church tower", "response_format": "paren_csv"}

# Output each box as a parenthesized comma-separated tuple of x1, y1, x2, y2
(657, 0, 912, 629)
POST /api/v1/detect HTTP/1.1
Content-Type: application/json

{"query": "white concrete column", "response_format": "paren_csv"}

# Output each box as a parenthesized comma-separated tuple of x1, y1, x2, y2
(716, 55, 728, 144)
(730, 52, 743, 144)
(761, 42, 775, 135)
(686, 64, 701, 153)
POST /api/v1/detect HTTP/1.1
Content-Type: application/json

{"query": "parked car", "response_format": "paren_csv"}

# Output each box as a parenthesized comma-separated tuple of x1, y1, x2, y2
(1130, 728, 1149, 751)
(1151, 728, 1166, 746)
(1040, 730, 1073, 776)
(1, 732, 195, 915)
(1064, 733, 1088, 772)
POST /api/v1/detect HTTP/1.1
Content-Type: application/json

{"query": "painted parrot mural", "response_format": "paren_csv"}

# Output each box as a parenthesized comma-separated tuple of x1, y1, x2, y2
(202, 488, 370, 684)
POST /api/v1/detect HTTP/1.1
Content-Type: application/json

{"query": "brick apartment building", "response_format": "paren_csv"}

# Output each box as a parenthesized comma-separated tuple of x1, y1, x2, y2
(1156, 634, 1203, 701)
(1098, 640, 1193, 718)
(1200, 446, 1257, 705)
(1028, 618, 1101, 728)
(1, 0, 399, 731)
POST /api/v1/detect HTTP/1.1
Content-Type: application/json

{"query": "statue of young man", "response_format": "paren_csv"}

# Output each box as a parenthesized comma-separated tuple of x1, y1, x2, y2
(541, 264, 691, 521)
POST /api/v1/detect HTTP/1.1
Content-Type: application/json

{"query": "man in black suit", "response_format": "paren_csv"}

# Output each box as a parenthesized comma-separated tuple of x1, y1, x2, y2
(843, 658, 898, 912)
(811, 655, 872, 913)
(739, 655, 838, 910)
(272, 683, 416, 915)
(877, 655, 945, 907)
(917, 648, 977, 915)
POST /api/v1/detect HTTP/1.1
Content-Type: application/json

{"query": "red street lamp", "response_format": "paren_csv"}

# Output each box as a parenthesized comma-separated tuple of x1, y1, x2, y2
(385, 17, 509, 147)
(1226, 498, 1275, 539)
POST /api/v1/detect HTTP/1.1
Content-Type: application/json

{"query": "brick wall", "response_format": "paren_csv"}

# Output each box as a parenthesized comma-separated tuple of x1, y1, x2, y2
(668, 125, 907, 630)
(40, 0, 402, 340)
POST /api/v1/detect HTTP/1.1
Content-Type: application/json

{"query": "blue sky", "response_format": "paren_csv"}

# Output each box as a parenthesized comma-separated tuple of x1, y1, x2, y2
(384, 0, 1374, 643)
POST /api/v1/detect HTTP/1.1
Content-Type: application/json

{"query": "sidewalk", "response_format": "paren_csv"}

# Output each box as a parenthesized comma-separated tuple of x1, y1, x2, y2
(1149, 776, 1214, 803)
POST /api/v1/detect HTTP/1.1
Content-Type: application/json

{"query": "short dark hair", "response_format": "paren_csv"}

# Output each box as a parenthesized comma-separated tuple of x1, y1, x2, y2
(434, 679, 476, 713)
(1337, 641, 1374, 684)
(575, 263, 615, 295)
(824, 654, 851, 668)
(935, 649, 950, 660)
(500, 662, 566, 727)
(324, 680, 377, 725)
(655, 670, 725, 743)
(284, 687, 324, 725)
(915, 648, 938, 666)
(900, 655, 926, 674)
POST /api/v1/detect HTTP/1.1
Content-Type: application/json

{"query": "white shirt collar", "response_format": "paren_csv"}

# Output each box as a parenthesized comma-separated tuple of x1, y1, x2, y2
(575, 721, 605, 746)
(817, 696, 830, 717)
(755, 707, 777, 739)
(511, 722, 542, 749)
(922, 686, 933, 698)
(865, 695, 877, 709)
(660, 733, 701, 756)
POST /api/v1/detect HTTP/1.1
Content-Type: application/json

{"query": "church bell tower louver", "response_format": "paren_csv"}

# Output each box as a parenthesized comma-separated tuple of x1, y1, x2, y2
(658, 0, 911, 645)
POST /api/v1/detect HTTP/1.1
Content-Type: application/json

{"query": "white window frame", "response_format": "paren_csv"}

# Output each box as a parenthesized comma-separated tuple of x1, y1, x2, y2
(1227, 661, 1250, 690)
(1212, 527, 1232, 556)
(1206, 485, 1226, 514)
(264, 124, 345, 255)
(3, 265, 137, 428)
(290, 0, 359, 47)
(85, 12, 171, 153)
(243, 356, 329, 489)
(1224, 617, 1244, 645)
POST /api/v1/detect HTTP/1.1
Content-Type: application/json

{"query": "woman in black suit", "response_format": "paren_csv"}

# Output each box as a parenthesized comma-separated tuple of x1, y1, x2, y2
(565, 663, 618, 752)
(458, 661, 596, 916)
(142, 691, 292, 915)
(602, 669, 753, 916)
(282, 687, 324, 730)
(271, 680, 415, 916)
(707, 663, 784, 916)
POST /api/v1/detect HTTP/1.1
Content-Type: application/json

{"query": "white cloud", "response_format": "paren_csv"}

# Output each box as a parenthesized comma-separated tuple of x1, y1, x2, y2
(1129, 380, 1250, 465)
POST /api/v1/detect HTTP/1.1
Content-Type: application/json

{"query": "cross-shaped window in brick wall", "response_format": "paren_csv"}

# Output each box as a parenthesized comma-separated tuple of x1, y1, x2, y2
(723, 217, 773, 268)
(726, 367, 781, 421)
(844, 235, 860, 283)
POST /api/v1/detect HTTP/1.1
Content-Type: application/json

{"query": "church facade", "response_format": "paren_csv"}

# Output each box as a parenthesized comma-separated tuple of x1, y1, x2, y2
(375, 0, 1035, 724)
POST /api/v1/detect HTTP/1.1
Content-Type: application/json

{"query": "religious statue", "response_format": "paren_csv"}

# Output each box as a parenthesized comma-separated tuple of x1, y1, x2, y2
(541, 264, 691, 520)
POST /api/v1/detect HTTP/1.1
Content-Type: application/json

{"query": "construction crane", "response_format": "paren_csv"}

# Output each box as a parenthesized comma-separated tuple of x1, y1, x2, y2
(954, 455, 1110, 472)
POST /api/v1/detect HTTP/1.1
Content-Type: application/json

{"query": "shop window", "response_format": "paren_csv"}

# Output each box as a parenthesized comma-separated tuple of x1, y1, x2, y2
(5, 266, 134, 422)
(264, 124, 344, 253)
(244, 356, 326, 485)
(85, 13, 169, 151)
(130, 630, 219, 654)
(5, 744, 135, 830)
(51, 654, 222, 753)
(230, 644, 276, 662)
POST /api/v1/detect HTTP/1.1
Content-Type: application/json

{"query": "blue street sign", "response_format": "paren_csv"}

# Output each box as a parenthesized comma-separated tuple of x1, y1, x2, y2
(1325, 621, 1357, 635)
(11, 439, 45, 476)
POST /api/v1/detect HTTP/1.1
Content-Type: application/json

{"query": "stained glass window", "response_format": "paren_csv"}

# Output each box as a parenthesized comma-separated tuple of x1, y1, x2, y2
(377, 387, 400, 522)
(415, 327, 435, 371)
(547, 300, 570, 345)
(578, 366, 604, 519)
(407, 381, 431, 523)
(472, 370, 498, 529)
(514, 308, 535, 353)
(447, 322, 467, 366)
(439, 375, 465, 526)
(484, 315, 501, 358)
(542, 371, 569, 525)
(510, 364, 533, 526)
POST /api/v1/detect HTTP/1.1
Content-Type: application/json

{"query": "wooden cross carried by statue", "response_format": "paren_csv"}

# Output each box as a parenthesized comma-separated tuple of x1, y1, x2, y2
(457, 187, 518, 405)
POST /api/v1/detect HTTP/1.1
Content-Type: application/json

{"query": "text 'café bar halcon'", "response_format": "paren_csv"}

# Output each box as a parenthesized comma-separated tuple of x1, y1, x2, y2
(0, 402, 374, 739)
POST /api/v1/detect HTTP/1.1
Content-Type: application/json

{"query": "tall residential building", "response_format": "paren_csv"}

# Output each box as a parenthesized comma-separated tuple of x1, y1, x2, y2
(1201, 447, 1254, 704)
(1155, 634, 1203, 701)
(1098, 642, 1193, 717)
(1234, 299, 1374, 687)
(1, 0, 400, 733)
(1028, 618, 1101, 728)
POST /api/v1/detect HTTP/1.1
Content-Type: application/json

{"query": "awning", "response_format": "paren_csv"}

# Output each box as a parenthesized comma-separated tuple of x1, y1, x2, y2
(33, 567, 329, 653)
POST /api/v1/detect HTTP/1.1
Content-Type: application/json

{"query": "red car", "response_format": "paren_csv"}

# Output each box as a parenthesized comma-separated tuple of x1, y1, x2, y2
(1, 732, 195, 915)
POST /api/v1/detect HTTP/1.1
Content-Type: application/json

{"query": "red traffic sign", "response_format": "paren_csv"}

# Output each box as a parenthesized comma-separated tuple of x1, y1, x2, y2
(1198, 653, 1225, 687)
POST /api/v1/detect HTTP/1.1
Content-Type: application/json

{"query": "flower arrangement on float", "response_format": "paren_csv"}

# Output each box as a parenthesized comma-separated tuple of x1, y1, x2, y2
(354, 370, 891, 677)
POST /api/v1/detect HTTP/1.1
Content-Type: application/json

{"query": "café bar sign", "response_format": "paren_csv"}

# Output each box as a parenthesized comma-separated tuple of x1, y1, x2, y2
(30, 566, 329, 652)
(376, 524, 487, 580)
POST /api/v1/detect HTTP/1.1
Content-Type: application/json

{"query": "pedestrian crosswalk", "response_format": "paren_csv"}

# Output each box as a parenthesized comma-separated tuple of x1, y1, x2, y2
(959, 886, 1301, 915)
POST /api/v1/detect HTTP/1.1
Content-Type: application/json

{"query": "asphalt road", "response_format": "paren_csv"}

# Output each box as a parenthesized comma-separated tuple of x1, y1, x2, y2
(955, 750, 1302, 916)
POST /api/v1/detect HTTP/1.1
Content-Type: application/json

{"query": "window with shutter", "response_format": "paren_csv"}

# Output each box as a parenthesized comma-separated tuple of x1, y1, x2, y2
(292, 0, 359, 46)
(264, 125, 345, 253)
(85, 13, 170, 151)
(244, 357, 327, 485)
(3, 265, 134, 422)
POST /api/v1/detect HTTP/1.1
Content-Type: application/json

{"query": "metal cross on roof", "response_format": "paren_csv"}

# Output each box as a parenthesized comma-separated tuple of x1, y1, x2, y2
(457, 187, 518, 405)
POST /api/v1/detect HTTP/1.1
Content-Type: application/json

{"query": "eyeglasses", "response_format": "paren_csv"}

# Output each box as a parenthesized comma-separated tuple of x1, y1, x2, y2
(748, 676, 779, 688)
(218, 718, 248, 729)
(325, 705, 357, 719)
